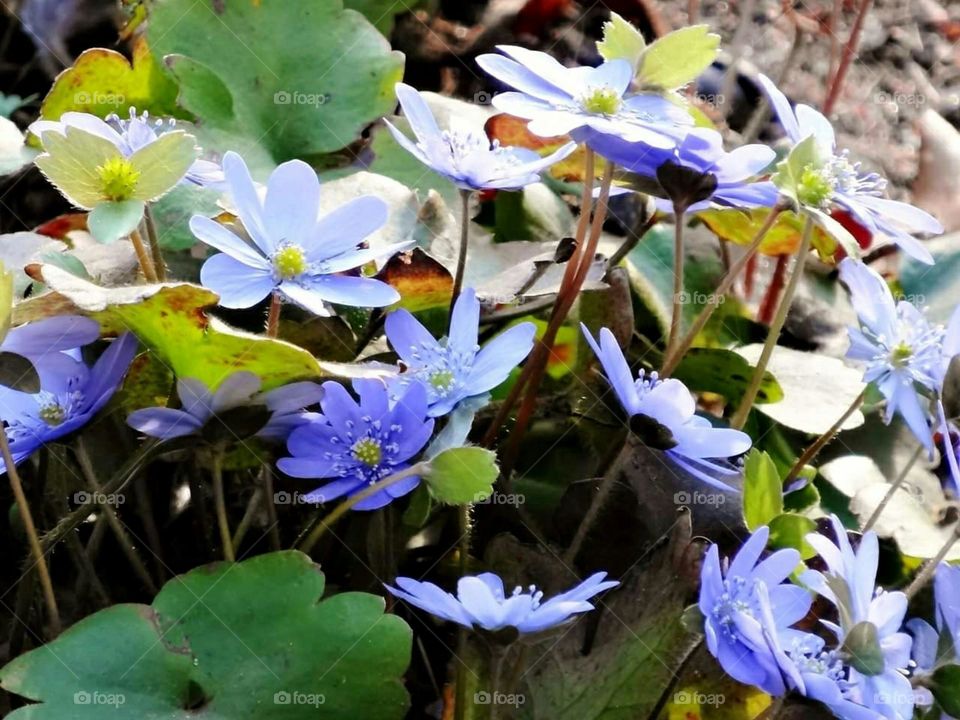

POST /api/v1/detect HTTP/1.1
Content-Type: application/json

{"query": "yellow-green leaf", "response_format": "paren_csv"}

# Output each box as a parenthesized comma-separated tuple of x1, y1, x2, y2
(14, 266, 323, 391)
(39, 37, 182, 124)
(638, 25, 720, 91)
(0, 262, 12, 342)
(424, 446, 498, 505)
(742, 449, 783, 531)
(597, 12, 646, 71)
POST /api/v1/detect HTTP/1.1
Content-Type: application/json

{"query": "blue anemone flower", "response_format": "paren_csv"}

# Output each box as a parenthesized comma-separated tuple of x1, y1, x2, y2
(0, 316, 100, 359)
(385, 571, 618, 634)
(800, 516, 915, 720)
(476, 46, 692, 147)
(838, 258, 942, 451)
(699, 526, 812, 695)
(386, 83, 576, 191)
(277, 379, 434, 510)
(758, 75, 942, 265)
(30, 108, 222, 187)
(126, 371, 323, 442)
(581, 325, 752, 489)
(762, 620, 887, 720)
(385, 288, 536, 417)
(0, 333, 137, 471)
(579, 126, 779, 212)
(908, 563, 960, 714)
(191, 151, 411, 314)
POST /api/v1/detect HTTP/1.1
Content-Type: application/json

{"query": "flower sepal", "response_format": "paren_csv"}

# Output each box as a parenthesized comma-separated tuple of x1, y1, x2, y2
(840, 621, 886, 676)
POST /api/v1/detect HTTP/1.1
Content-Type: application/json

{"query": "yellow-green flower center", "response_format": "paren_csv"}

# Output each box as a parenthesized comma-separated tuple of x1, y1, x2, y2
(351, 437, 383, 467)
(797, 164, 834, 208)
(890, 342, 913, 367)
(272, 245, 307, 279)
(39, 403, 65, 426)
(581, 87, 622, 115)
(96, 157, 141, 201)
(429, 369, 455, 391)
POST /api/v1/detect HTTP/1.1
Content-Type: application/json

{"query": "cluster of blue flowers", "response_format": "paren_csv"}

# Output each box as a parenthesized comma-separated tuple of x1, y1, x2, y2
(13, 16, 960, 685)
(700, 518, 936, 720)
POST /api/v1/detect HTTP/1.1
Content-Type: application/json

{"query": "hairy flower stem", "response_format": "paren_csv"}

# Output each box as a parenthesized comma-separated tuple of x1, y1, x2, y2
(563, 440, 632, 565)
(667, 208, 687, 361)
(298, 462, 430, 554)
(660, 205, 785, 377)
(500, 158, 615, 474)
(211, 449, 234, 562)
(731, 213, 814, 429)
(481, 149, 597, 451)
(74, 439, 157, 594)
(862, 443, 925, 534)
(265, 291, 282, 338)
(143, 205, 166, 282)
(905, 521, 960, 600)
(823, 0, 875, 115)
(0, 428, 60, 635)
(129, 227, 158, 283)
(451, 190, 473, 319)
(455, 502, 472, 720)
(785, 386, 868, 485)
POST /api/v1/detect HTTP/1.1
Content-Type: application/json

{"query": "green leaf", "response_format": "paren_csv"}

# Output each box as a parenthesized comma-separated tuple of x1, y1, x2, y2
(87, 199, 145, 244)
(0, 605, 195, 719)
(673, 347, 783, 403)
(149, 182, 224, 251)
(597, 12, 646, 70)
(637, 25, 720, 91)
(38, 38, 182, 123)
(153, 552, 411, 718)
(931, 665, 960, 718)
(743, 449, 783, 530)
(149, 0, 405, 162)
(424, 446, 498, 505)
(901, 234, 960, 324)
(767, 513, 817, 559)
(15, 266, 323, 391)
(0, 552, 412, 719)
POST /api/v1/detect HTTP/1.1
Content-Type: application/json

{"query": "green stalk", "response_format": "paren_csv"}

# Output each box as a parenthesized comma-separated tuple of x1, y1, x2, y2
(731, 213, 814, 429)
